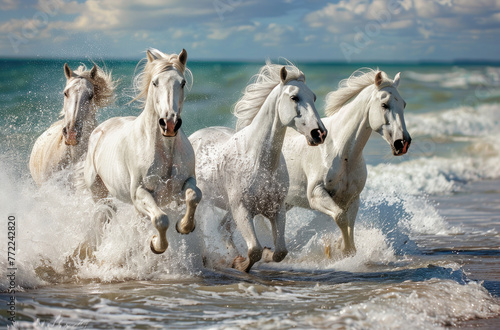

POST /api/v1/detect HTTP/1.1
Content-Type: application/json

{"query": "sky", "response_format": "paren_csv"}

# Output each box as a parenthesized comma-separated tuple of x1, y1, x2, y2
(1, 0, 499, 62)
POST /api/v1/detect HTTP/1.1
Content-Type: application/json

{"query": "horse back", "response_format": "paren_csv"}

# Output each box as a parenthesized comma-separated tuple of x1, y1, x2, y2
(85, 116, 138, 201)
(29, 120, 67, 185)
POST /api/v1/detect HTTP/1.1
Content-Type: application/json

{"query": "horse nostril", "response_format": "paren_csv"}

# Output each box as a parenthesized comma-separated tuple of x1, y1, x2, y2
(394, 139, 404, 151)
(174, 118, 182, 132)
(158, 118, 167, 128)
(310, 129, 324, 144)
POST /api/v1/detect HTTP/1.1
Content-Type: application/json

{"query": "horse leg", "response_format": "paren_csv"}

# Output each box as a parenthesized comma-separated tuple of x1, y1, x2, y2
(75, 174, 113, 261)
(231, 205, 262, 273)
(337, 197, 359, 256)
(89, 174, 114, 237)
(176, 177, 202, 234)
(218, 211, 238, 254)
(332, 198, 359, 256)
(308, 185, 356, 257)
(89, 173, 109, 202)
(262, 206, 288, 263)
(133, 186, 170, 254)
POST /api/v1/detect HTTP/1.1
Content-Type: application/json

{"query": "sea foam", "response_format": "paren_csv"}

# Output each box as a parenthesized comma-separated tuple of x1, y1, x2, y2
(407, 103, 500, 138)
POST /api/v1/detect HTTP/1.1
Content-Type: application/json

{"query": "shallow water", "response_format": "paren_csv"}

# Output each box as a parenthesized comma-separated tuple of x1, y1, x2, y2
(1, 60, 500, 328)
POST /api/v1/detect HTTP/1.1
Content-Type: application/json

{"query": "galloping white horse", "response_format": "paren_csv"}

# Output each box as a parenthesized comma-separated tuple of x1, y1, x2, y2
(83, 49, 201, 254)
(29, 63, 116, 185)
(282, 69, 411, 257)
(189, 62, 327, 272)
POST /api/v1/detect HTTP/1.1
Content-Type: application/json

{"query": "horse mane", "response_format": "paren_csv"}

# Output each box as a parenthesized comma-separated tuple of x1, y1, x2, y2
(234, 59, 305, 131)
(59, 64, 117, 117)
(75, 64, 117, 107)
(130, 48, 193, 107)
(324, 68, 393, 117)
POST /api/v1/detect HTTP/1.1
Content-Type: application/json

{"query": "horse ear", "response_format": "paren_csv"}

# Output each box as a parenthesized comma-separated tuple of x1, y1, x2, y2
(374, 71, 383, 87)
(64, 63, 72, 80)
(146, 50, 156, 63)
(393, 72, 401, 88)
(90, 64, 98, 80)
(179, 49, 187, 66)
(280, 66, 287, 83)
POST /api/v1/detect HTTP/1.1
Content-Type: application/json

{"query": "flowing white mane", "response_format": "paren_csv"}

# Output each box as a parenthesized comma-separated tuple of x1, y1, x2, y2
(234, 60, 305, 131)
(324, 68, 394, 117)
(131, 48, 193, 107)
(60, 64, 117, 116)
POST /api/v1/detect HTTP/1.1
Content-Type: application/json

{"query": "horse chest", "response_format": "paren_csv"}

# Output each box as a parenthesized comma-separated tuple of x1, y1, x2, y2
(324, 160, 365, 207)
(144, 148, 187, 205)
(240, 171, 287, 214)
(144, 168, 186, 206)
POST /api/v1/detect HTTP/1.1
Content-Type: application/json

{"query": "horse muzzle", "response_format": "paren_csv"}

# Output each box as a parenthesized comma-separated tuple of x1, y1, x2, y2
(159, 117, 182, 137)
(307, 128, 328, 146)
(392, 138, 411, 156)
(62, 127, 79, 146)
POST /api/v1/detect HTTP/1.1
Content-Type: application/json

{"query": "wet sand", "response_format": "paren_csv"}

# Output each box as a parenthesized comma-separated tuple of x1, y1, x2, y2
(430, 179, 500, 328)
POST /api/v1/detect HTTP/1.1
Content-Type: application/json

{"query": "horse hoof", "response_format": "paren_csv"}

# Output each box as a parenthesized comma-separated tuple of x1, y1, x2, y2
(231, 256, 250, 273)
(272, 249, 288, 263)
(150, 236, 167, 254)
(176, 222, 195, 235)
(343, 248, 356, 258)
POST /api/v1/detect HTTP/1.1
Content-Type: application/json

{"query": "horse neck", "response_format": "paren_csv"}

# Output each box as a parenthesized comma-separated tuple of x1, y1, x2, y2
(323, 86, 374, 162)
(242, 87, 286, 172)
(67, 104, 99, 162)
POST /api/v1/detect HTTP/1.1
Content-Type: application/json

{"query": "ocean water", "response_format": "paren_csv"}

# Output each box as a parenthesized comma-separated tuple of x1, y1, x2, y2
(1, 59, 500, 329)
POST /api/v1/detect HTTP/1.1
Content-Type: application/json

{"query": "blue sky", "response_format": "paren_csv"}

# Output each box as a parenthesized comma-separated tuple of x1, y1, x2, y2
(1, 0, 499, 62)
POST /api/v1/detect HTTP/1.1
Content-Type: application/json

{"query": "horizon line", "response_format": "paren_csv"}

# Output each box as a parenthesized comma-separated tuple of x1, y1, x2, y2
(1, 56, 500, 65)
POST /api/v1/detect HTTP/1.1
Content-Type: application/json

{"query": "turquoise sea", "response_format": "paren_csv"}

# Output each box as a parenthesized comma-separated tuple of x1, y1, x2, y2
(1, 59, 500, 328)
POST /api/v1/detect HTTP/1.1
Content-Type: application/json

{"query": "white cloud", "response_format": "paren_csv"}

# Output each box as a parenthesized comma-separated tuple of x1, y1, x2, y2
(305, 0, 412, 34)
(305, 0, 500, 40)
(208, 28, 233, 40)
(207, 23, 257, 40)
(0, 0, 17, 10)
(0, 1, 316, 51)
(302, 0, 500, 61)
(45, 0, 217, 32)
(254, 23, 295, 46)
(58, 0, 85, 15)
(0, 19, 26, 34)
(1, 0, 500, 60)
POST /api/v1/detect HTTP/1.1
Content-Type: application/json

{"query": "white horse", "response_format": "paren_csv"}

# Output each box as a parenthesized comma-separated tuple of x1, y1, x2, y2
(29, 63, 116, 185)
(282, 68, 411, 257)
(83, 49, 201, 254)
(189, 61, 327, 272)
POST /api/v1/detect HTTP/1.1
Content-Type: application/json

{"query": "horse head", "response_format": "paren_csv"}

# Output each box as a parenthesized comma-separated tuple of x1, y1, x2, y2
(145, 48, 188, 137)
(277, 67, 327, 146)
(368, 71, 411, 156)
(62, 63, 96, 146)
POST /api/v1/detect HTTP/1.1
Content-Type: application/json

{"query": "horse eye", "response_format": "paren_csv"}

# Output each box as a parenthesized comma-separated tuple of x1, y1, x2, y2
(290, 95, 299, 102)
(181, 80, 186, 88)
(64, 91, 68, 97)
(152, 80, 158, 87)
(382, 103, 389, 109)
